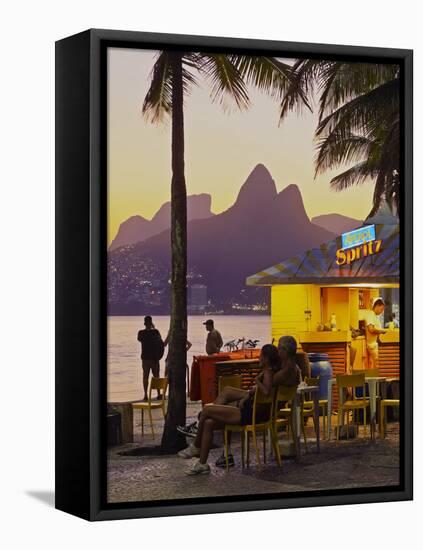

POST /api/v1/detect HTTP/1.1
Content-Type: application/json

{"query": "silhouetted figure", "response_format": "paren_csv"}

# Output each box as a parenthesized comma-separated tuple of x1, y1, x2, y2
(163, 330, 192, 377)
(137, 316, 164, 401)
(203, 319, 223, 355)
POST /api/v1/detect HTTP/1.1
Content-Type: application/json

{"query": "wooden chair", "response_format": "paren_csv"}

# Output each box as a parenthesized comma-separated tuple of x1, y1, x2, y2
(379, 399, 400, 438)
(351, 368, 381, 427)
(336, 373, 369, 439)
(218, 374, 243, 394)
(272, 385, 298, 466)
(132, 377, 168, 439)
(351, 368, 380, 376)
(351, 368, 380, 398)
(224, 387, 276, 470)
(302, 376, 328, 446)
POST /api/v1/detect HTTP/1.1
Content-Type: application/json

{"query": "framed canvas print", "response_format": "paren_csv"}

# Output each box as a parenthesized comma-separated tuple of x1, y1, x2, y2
(55, 29, 413, 521)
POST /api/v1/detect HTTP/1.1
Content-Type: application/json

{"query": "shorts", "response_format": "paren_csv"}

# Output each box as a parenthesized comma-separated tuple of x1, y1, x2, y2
(142, 359, 160, 377)
(239, 398, 270, 426)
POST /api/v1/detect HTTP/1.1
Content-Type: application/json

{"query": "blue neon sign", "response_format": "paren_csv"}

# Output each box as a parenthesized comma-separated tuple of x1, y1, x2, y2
(341, 224, 376, 250)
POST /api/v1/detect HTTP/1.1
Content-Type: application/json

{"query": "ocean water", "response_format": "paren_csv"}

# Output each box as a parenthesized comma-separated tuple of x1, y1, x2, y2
(107, 315, 271, 402)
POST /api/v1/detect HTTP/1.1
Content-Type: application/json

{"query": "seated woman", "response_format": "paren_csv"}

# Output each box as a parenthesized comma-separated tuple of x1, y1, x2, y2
(178, 344, 281, 476)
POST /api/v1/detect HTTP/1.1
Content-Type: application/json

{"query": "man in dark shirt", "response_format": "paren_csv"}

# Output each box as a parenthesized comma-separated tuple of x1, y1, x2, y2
(203, 319, 223, 355)
(137, 316, 163, 400)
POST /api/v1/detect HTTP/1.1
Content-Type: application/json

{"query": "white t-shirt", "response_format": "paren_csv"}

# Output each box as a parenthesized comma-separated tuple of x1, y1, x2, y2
(364, 309, 382, 348)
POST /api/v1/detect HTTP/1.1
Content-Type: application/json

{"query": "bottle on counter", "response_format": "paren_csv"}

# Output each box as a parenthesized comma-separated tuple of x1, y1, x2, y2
(330, 313, 337, 332)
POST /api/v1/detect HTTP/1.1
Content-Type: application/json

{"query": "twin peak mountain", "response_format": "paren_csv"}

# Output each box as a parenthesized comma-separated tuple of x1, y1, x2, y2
(109, 164, 361, 301)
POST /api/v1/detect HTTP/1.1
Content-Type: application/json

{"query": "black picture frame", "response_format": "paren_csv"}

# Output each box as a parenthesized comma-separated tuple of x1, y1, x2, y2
(55, 28, 413, 521)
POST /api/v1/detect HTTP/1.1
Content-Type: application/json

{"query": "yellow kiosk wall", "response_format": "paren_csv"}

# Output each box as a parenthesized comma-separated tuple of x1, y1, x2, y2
(271, 284, 321, 344)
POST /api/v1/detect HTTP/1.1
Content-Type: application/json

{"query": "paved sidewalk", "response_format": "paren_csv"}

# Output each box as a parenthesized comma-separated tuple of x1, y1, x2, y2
(107, 401, 400, 503)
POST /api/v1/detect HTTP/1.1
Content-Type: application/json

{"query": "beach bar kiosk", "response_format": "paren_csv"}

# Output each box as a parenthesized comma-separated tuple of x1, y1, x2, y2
(246, 208, 400, 383)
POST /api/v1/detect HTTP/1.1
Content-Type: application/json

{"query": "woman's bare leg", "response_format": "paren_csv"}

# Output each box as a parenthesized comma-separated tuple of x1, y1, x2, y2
(194, 402, 240, 447)
(196, 405, 242, 464)
(214, 386, 248, 405)
(199, 419, 217, 464)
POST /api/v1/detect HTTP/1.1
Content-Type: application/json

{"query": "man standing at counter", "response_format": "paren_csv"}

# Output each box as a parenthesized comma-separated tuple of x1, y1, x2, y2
(204, 319, 223, 355)
(365, 297, 387, 369)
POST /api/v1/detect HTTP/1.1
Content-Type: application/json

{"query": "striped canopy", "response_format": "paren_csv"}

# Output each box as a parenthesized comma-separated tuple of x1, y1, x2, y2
(246, 215, 399, 287)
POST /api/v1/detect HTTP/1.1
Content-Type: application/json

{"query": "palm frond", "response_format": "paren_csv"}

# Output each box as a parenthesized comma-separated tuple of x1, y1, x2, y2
(142, 52, 173, 123)
(142, 52, 198, 123)
(316, 78, 399, 139)
(228, 55, 295, 101)
(314, 133, 375, 176)
(279, 59, 329, 120)
(196, 54, 250, 112)
(318, 63, 399, 121)
(368, 118, 400, 215)
(329, 161, 377, 191)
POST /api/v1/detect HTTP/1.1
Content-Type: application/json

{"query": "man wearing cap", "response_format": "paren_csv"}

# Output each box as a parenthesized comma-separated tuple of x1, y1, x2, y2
(203, 319, 223, 355)
(365, 298, 387, 369)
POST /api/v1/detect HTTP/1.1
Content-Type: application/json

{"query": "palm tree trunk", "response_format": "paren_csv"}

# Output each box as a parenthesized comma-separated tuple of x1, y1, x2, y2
(161, 52, 188, 452)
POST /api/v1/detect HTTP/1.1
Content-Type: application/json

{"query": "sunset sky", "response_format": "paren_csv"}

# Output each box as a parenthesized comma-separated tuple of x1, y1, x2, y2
(107, 47, 375, 244)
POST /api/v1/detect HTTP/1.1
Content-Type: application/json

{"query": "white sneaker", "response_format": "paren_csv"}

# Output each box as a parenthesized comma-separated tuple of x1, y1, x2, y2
(177, 443, 200, 458)
(185, 461, 211, 476)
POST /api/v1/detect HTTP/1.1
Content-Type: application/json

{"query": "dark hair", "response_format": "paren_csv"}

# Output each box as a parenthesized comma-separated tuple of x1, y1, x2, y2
(261, 344, 281, 371)
(144, 315, 153, 324)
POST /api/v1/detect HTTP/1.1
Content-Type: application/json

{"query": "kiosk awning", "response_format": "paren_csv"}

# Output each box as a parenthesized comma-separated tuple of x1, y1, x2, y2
(246, 213, 399, 287)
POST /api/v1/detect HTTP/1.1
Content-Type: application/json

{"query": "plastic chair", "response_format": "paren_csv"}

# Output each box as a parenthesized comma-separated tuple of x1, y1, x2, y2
(224, 387, 276, 470)
(379, 398, 400, 438)
(218, 374, 243, 394)
(132, 377, 168, 439)
(300, 377, 327, 449)
(336, 373, 369, 439)
(351, 368, 380, 397)
(272, 385, 298, 465)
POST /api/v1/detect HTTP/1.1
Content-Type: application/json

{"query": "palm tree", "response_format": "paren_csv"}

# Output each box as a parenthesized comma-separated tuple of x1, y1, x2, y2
(278, 61, 400, 216)
(142, 51, 295, 452)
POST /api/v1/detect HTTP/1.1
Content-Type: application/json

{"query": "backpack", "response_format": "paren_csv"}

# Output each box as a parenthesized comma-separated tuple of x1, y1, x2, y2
(154, 331, 165, 360)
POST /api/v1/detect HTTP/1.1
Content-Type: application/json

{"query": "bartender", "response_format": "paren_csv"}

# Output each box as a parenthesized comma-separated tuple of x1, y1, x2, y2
(364, 297, 387, 369)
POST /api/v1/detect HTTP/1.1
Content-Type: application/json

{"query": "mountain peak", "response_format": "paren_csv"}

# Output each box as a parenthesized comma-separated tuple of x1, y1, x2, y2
(235, 164, 277, 207)
(275, 184, 309, 222)
(109, 195, 214, 250)
(279, 183, 301, 200)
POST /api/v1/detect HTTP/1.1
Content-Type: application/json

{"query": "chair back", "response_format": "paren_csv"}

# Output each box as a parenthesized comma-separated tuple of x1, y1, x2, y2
(273, 385, 297, 419)
(352, 368, 380, 377)
(251, 387, 274, 425)
(218, 374, 243, 393)
(148, 377, 168, 403)
(275, 384, 297, 403)
(337, 373, 365, 388)
(304, 376, 320, 401)
(350, 369, 379, 398)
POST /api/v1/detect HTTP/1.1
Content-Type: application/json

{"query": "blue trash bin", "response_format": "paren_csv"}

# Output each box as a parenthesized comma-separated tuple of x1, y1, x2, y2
(307, 353, 333, 400)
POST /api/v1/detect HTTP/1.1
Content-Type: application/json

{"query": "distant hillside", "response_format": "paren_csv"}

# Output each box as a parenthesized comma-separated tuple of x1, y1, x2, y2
(109, 193, 214, 250)
(311, 213, 362, 235)
(108, 164, 336, 312)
